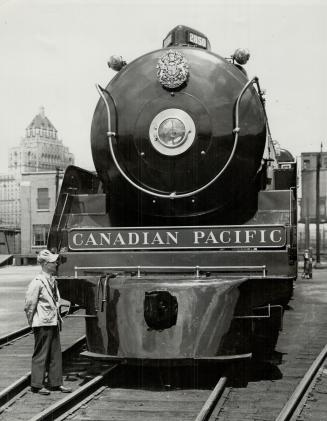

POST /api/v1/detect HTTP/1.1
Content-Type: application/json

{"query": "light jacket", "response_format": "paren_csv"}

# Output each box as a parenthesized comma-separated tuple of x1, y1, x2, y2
(24, 271, 61, 327)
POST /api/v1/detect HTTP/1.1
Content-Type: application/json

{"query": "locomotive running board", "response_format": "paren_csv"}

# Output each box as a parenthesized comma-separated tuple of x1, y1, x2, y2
(80, 351, 252, 362)
(74, 265, 267, 278)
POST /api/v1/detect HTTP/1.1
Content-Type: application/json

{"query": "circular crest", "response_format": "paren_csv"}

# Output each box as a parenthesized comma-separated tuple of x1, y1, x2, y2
(156, 50, 189, 89)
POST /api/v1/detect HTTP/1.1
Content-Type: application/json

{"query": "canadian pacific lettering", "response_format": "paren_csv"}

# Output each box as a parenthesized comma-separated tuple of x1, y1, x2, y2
(69, 227, 285, 249)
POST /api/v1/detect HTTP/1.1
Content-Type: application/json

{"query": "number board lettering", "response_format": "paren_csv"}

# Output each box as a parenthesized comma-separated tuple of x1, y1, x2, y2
(189, 32, 207, 48)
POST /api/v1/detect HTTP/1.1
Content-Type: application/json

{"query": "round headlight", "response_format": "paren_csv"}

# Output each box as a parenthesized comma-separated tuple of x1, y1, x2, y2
(157, 118, 186, 148)
(149, 109, 196, 156)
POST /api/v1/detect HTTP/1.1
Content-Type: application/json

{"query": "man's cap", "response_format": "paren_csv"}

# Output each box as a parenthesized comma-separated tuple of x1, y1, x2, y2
(37, 249, 59, 264)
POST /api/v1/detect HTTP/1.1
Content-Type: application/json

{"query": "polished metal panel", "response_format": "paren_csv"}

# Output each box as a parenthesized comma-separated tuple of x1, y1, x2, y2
(85, 276, 247, 359)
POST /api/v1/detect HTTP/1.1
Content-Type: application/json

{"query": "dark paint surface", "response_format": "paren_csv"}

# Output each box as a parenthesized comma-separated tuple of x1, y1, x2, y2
(91, 47, 266, 220)
(58, 248, 296, 278)
(48, 43, 297, 365)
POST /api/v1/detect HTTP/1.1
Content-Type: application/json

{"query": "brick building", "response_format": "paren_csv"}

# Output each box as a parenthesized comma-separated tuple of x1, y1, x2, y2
(299, 151, 327, 254)
(301, 152, 327, 222)
(20, 170, 64, 259)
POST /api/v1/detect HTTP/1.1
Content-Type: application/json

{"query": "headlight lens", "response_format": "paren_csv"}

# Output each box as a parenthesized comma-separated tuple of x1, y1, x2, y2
(149, 109, 196, 156)
(158, 118, 186, 148)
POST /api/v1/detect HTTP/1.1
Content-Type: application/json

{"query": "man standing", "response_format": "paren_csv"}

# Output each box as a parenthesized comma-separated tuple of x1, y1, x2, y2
(24, 249, 71, 395)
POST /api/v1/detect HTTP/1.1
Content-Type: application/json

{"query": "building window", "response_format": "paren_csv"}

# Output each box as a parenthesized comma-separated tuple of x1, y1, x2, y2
(37, 188, 50, 210)
(32, 224, 50, 246)
(303, 159, 310, 169)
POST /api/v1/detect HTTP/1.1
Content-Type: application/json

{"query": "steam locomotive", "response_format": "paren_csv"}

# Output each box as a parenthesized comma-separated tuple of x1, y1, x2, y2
(48, 25, 297, 363)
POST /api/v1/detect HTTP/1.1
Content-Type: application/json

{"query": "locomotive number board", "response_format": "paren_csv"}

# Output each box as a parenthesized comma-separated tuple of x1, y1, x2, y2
(189, 32, 207, 48)
(68, 225, 286, 251)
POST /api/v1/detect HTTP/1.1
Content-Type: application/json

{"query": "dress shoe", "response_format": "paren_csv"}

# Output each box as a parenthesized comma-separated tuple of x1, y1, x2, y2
(51, 385, 72, 393)
(31, 387, 51, 395)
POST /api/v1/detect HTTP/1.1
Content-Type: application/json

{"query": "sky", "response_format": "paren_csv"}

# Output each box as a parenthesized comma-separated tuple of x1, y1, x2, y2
(0, 0, 326, 172)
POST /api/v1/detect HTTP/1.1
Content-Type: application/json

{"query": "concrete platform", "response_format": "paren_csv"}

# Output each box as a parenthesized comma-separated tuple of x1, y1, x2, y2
(294, 267, 327, 304)
(0, 265, 40, 336)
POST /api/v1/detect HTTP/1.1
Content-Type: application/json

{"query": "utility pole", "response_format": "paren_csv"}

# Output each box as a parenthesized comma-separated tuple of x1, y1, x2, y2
(55, 167, 60, 202)
(315, 144, 322, 265)
(305, 197, 310, 249)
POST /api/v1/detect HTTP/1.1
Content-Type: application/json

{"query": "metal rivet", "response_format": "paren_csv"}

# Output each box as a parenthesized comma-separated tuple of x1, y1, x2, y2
(140, 152, 145, 157)
(152, 199, 156, 204)
(201, 150, 206, 155)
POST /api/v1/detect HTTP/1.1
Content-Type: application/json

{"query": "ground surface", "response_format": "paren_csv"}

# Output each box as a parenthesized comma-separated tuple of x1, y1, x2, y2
(213, 267, 327, 420)
(0, 265, 39, 336)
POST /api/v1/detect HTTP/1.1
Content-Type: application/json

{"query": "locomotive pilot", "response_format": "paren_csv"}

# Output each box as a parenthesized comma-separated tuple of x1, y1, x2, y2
(24, 249, 72, 395)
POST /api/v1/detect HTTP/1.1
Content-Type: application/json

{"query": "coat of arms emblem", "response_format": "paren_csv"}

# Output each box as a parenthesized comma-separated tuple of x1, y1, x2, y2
(156, 50, 189, 89)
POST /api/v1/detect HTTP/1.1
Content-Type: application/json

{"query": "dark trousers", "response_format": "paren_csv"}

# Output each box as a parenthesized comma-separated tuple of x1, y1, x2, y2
(31, 326, 62, 389)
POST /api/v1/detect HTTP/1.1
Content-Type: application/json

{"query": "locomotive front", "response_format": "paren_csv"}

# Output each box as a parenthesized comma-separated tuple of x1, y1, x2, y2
(91, 25, 266, 225)
(49, 25, 297, 364)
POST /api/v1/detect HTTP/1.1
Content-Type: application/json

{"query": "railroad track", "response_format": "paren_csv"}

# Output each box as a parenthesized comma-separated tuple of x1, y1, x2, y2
(276, 344, 327, 421)
(0, 336, 85, 403)
(3, 363, 118, 421)
(0, 356, 229, 421)
(43, 363, 233, 421)
(0, 325, 33, 348)
(0, 273, 326, 420)
(0, 308, 86, 420)
(0, 316, 224, 420)
(3, 341, 326, 421)
(0, 306, 77, 349)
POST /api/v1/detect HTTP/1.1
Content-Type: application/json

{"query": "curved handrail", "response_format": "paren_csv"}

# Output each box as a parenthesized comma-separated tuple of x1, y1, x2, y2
(96, 77, 261, 199)
(252, 76, 272, 140)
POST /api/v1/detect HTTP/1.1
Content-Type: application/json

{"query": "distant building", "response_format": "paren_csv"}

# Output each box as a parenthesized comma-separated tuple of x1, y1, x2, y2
(20, 170, 63, 258)
(8, 106, 74, 175)
(0, 107, 74, 261)
(0, 174, 20, 227)
(0, 107, 74, 227)
(300, 152, 327, 222)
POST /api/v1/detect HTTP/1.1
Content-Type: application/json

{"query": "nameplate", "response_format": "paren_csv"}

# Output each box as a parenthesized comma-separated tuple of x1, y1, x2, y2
(68, 225, 286, 250)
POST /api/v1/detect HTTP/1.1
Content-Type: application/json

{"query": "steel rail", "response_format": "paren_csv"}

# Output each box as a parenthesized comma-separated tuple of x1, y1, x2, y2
(0, 307, 75, 348)
(0, 335, 86, 410)
(28, 365, 119, 421)
(195, 376, 228, 421)
(55, 385, 107, 421)
(275, 343, 327, 421)
(0, 373, 31, 413)
(0, 326, 32, 348)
